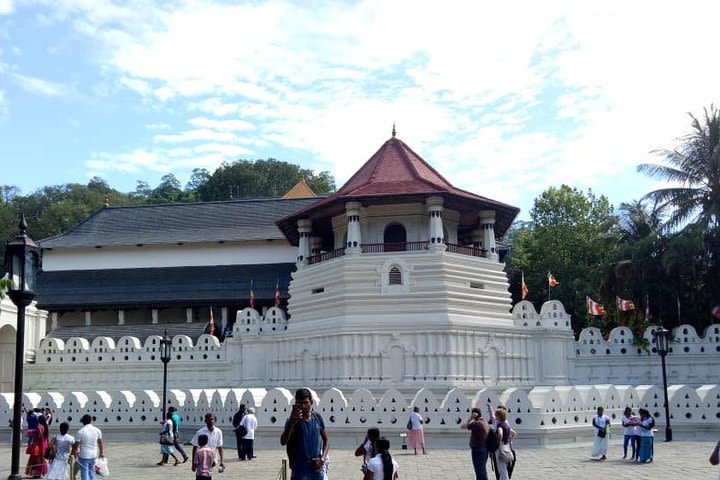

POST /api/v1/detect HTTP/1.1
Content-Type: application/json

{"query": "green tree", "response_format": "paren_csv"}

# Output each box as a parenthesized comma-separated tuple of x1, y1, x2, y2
(638, 105, 720, 231)
(197, 158, 335, 201)
(507, 185, 619, 331)
(148, 174, 183, 203)
(638, 104, 720, 327)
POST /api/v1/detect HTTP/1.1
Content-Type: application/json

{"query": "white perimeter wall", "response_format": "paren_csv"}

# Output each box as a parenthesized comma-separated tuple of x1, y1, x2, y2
(42, 241, 296, 271)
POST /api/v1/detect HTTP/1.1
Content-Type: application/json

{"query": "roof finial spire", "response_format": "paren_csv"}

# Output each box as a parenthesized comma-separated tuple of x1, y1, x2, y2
(392, 122, 396, 138)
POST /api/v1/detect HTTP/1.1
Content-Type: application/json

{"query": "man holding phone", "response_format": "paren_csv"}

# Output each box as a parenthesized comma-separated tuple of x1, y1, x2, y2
(280, 388, 329, 480)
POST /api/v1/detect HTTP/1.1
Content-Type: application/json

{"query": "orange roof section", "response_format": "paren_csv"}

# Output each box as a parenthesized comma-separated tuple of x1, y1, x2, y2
(282, 179, 317, 199)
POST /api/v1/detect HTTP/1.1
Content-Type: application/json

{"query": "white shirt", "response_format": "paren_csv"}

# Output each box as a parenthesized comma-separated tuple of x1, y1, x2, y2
(366, 454, 398, 479)
(409, 411, 423, 430)
(76, 424, 102, 459)
(191, 425, 223, 450)
(240, 414, 258, 439)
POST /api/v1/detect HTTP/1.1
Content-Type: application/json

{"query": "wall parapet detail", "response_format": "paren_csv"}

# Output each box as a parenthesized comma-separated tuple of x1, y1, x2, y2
(1, 385, 717, 434)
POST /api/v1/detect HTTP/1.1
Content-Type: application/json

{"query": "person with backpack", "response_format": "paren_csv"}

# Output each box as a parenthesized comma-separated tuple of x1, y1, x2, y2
(493, 407, 514, 480)
(638, 408, 655, 463)
(461, 407, 490, 480)
(280, 388, 329, 480)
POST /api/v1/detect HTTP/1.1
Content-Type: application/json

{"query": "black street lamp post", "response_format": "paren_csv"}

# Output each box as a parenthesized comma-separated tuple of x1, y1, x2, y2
(159, 330, 172, 419)
(653, 326, 673, 442)
(4, 214, 41, 480)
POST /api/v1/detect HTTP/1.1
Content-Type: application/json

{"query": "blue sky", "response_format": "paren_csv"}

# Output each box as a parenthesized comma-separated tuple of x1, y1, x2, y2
(0, 1, 718, 220)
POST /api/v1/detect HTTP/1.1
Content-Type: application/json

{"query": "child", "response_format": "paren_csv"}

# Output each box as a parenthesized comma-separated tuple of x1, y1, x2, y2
(192, 434, 216, 480)
(355, 428, 380, 473)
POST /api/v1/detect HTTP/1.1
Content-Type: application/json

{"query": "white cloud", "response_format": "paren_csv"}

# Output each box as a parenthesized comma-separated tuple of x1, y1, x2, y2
(18, 0, 720, 212)
(187, 117, 255, 133)
(0, 0, 12, 15)
(0, 88, 7, 114)
(10, 72, 66, 96)
(153, 128, 239, 144)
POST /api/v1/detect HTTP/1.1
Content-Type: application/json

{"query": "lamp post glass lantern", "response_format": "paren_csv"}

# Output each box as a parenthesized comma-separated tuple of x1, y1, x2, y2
(4, 213, 41, 480)
(653, 326, 673, 442)
(160, 330, 172, 419)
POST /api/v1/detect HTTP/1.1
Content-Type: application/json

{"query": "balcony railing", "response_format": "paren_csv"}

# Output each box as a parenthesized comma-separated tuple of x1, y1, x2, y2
(307, 247, 346, 265)
(306, 241, 493, 266)
(445, 243, 487, 257)
(361, 241, 430, 253)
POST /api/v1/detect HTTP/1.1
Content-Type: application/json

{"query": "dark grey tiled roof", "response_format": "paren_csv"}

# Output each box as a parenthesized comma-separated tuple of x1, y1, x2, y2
(39, 197, 320, 248)
(36, 263, 295, 311)
(47, 323, 209, 344)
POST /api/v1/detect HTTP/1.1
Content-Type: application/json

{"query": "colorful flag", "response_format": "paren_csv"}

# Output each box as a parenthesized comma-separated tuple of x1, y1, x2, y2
(616, 296, 636, 311)
(209, 307, 215, 336)
(587, 296, 606, 316)
(521, 272, 528, 300)
(250, 278, 255, 309)
(712, 305, 720, 320)
(274, 280, 281, 307)
(547, 272, 559, 287)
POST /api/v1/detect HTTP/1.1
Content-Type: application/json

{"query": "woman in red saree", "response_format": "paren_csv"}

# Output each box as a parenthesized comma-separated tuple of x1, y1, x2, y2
(26, 414, 49, 478)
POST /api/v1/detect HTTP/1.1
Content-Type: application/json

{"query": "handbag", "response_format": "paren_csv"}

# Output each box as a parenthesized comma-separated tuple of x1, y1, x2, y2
(44, 438, 56, 461)
(406, 419, 412, 430)
(235, 424, 248, 437)
(499, 443, 513, 463)
(159, 432, 174, 445)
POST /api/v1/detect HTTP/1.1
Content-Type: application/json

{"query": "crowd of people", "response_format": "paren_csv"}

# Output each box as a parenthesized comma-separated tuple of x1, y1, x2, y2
(13, 397, 719, 480)
(591, 405, 656, 463)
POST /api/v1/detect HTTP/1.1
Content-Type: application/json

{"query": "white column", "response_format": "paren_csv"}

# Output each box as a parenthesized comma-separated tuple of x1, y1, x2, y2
(426, 196, 446, 251)
(152, 309, 159, 324)
(51, 312, 58, 330)
(84, 311, 91, 326)
(186, 308, 193, 323)
(471, 228, 484, 252)
(479, 210, 498, 260)
(221, 307, 228, 331)
(310, 236, 322, 256)
(297, 219, 312, 267)
(118, 310, 125, 325)
(345, 201, 362, 255)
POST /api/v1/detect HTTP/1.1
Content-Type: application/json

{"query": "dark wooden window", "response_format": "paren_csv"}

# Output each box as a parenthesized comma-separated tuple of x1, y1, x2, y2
(389, 266, 402, 285)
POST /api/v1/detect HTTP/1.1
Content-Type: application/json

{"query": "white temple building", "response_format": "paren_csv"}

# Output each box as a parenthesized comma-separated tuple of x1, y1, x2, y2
(2, 132, 719, 442)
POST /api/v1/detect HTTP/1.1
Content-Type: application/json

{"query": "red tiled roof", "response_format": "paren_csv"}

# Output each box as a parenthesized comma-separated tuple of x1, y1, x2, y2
(335, 137, 454, 196)
(277, 136, 519, 244)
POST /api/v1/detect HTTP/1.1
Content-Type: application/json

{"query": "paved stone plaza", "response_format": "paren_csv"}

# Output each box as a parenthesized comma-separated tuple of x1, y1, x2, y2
(1, 438, 718, 479)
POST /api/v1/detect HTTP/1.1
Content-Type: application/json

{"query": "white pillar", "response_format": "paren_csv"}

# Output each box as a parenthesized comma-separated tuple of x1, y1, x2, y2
(479, 210, 497, 260)
(310, 236, 322, 256)
(345, 201, 362, 255)
(152, 309, 159, 324)
(84, 311, 91, 326)
(471, 228, 484, 253)
(51, 312, 58, 330)
(186, 308, 193, 323)
(118, 310, 125, 325)
(426, 196, 446, 252)
(221, 307, 228, 331)
(297, 219, 312, 267)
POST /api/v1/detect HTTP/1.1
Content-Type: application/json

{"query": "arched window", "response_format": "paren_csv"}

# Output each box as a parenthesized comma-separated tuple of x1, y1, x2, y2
(389, 266, 402, 285)
(384, 223, 406, 252)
